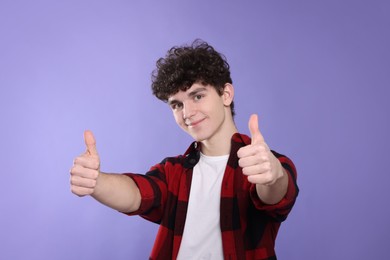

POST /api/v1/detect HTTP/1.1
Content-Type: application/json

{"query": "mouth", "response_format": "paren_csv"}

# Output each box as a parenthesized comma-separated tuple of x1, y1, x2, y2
(185, 118, 205, 127)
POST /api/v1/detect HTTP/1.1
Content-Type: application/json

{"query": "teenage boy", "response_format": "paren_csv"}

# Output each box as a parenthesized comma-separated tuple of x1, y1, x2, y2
(70, 40, 299, 260)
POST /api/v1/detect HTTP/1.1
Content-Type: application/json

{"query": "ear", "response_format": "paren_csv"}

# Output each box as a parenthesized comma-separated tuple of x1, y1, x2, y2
(222, 83, 234, 106)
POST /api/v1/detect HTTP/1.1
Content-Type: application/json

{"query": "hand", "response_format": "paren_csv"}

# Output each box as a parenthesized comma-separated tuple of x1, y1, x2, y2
(70, 130, 100, 196)
(237, 114, 283, 186)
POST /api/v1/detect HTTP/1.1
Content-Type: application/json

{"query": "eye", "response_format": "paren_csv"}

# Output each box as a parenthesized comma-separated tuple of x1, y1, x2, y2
(194, 94, 203, 101)
(171, 102, 183, 110)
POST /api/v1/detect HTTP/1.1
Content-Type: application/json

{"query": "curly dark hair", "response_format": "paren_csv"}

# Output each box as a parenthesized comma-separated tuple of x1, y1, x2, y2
(151, 39, 235, 116)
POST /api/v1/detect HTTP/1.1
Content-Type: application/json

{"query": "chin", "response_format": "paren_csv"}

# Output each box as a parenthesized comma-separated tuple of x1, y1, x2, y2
(189, 132, 209, 142)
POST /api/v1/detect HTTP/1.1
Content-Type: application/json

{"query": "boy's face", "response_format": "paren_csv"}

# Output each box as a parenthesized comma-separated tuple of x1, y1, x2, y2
(167, 83, 234, 143)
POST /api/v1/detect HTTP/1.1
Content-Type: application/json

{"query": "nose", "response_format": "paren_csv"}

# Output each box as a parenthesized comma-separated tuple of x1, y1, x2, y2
(182, 100, 196, 120)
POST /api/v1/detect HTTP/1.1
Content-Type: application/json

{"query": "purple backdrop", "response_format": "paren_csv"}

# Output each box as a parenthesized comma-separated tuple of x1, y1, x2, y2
(1, 0, 389, 259)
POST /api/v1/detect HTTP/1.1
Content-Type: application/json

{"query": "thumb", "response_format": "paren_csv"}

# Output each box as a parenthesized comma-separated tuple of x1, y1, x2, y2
(84, 130, 98, 156)
(248, 114, 265, 144)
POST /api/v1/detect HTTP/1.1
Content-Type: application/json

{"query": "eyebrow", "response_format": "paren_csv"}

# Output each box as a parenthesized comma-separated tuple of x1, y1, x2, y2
(188, 87, 207, 97)
(167, 87, 207, 105)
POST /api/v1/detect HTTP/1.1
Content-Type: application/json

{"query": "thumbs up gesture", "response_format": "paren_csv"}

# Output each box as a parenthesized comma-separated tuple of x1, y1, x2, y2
(237, 114, 284, 186)
(70, 130, 101, 196)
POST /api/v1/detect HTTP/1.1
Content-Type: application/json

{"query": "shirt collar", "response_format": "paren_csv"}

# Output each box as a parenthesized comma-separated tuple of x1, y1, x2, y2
(182, 133, 251, 169)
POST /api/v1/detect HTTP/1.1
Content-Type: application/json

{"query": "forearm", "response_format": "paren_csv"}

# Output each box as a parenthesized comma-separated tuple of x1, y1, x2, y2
(91, 172, 141, 213)
(256, 168, 288, 205)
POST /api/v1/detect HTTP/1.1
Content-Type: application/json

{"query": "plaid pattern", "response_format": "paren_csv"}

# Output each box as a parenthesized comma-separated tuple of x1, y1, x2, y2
(124, 133, 298, 260)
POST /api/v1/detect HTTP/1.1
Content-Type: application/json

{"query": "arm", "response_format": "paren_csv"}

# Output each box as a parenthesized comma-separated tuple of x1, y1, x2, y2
(70, 131, 141, 213)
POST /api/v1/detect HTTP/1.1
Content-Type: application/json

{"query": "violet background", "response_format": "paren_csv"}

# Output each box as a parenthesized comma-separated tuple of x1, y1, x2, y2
(0, 0, 389, 259)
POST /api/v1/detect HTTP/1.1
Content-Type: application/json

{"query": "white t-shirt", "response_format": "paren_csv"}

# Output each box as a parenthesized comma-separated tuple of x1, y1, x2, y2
(177, 152, 229, 260)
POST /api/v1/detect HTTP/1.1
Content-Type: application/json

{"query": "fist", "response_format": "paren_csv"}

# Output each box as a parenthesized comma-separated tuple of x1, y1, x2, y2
(70, 130, 100, 196)
(237, 114, 283, 186)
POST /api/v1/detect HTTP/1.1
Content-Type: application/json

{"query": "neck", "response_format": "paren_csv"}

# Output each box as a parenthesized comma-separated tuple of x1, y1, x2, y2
(200, 123, 238, 156)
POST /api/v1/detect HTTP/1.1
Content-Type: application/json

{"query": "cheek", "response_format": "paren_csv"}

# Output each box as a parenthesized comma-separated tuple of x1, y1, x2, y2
(173, 112, 185, 127)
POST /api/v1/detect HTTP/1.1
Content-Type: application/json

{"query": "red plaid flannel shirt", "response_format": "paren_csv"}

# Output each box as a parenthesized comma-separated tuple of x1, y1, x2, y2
(125, 133, 298, 260)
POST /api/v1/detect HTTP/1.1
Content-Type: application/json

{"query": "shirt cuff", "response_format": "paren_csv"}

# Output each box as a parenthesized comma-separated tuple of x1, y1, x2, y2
(249, 168, 297, 212)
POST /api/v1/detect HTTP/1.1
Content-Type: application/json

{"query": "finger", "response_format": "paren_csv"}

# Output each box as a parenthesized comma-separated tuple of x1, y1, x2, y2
(70, 165, 99, 179)
(73, 155, 100, 170)
(248, 114, 265, 144)
(237, 143, 268, 159)
(247, 172, 275, 185)
(238, 155, 263, 169)
(84, 130, 98, 156)
(240, 162, 272, 176)
(70, 175, 97, 188)
(71, 185, 94, 197)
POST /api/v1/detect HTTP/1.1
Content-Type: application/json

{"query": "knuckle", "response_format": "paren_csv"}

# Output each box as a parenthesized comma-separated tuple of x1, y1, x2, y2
(247, 175, 257, 184)
(70, 165, 81, 176)
(89, 179, 97, 188)
(255, 144, 267, 153)
(94, 161, 100, 170)
(238, 158, 244, 168)
(92, 170, 99, 179)
(260, 154, 269, 162)
(73, 156, 81, 165)
(70, 176, 75, 185)
(71, 186, 82, 196)
(89, 158, 100, 170)
(70, 175, 81, 186)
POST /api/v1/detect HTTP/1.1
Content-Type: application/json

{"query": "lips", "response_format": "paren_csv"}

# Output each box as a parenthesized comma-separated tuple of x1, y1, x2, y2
(185, 118, 205, 127)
